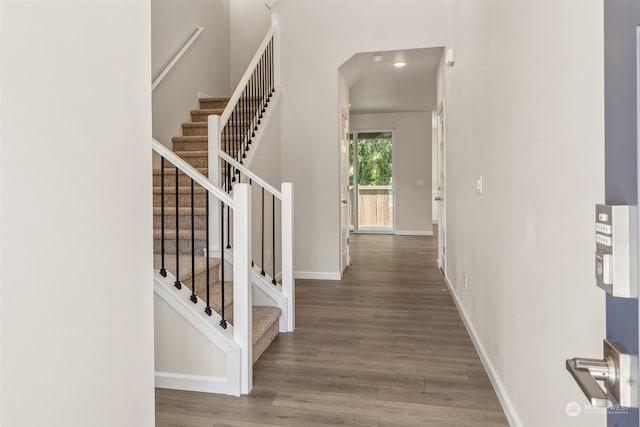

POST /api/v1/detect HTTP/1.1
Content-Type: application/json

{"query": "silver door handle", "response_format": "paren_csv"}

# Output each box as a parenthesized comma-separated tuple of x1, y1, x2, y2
(342, 199, 348, 204)
(566, 339, 636, 408)
(566, 358, 612, 407)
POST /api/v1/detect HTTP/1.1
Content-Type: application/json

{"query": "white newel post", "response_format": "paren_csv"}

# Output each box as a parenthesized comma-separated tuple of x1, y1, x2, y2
(208, 115, 221, 258)
(232, 183, 252, 394)
(281, 183, 295, 332)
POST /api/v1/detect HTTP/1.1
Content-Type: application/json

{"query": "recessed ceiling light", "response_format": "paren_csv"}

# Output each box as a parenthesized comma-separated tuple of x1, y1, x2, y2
(393, 61, 406, 68)
(372, 55, 384, 63)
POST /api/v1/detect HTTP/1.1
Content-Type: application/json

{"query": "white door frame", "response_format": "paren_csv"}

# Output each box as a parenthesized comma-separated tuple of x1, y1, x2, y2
(340, 108, 351, 275)
(437, 100, 446, 274)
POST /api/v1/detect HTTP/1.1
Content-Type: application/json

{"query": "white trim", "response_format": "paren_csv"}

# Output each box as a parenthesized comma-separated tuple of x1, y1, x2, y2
(153, 271, 241, 396)
(442, 273, 523, 427)
(152, 26, 204, 92)
(155, 372, 236, 395)
(281, 182, 295, 331)
(395, 230, 434, 236)
(295, 271, 341, 280)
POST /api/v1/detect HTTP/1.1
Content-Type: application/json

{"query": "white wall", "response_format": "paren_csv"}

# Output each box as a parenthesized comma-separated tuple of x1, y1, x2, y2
(440, 1, 604, 426)
(273, 0, 446, 275)
(230, 0, 271, 89)
(350, 112, 432, 234)
(0, 2, 155, 426)
(152, 0, 231, 146)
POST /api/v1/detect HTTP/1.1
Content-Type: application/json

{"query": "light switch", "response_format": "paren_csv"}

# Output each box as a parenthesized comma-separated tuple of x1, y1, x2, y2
(415, 180, 424, 187)
(476, 176, 483, 194)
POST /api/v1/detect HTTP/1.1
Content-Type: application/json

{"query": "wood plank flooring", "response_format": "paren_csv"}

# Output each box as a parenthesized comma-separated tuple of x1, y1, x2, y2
(156, 233, 509, 426)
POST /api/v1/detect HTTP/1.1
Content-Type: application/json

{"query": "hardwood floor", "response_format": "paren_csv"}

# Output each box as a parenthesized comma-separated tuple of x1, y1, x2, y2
(155, 233, 509, 426)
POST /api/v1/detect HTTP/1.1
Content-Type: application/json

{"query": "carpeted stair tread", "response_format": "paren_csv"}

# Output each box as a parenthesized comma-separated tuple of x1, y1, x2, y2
(153, 185, 207, 195)
(173, 150, 208, 158)
(153, 167, 208, 175)
(153, 206, 207, 215)
(153, 228, 207, 239)
(252, 306, 281, 364)
(172, 135, 208, 144)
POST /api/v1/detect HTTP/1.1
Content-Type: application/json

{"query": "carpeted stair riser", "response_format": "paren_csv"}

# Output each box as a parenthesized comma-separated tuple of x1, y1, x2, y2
(172, 151, 208, 168)
(154, 237, 206, 255)
(172, 139, 247, 153)
(153, 212, 207, 230)
(191, 109, 224, 122)
(153, 169, 209, 187)
(181, 121, 254, 137)
(199, 98, 229, 109)
(153, 193, 207, 208)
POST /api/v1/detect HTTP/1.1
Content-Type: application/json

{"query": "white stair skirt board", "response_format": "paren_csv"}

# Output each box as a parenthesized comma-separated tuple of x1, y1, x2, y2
(442, 273, 523, 427)
(294, 271, 342, 280)
(395, 230, 434, 236)
(221, 249, 292, 333)
(153, 271, 242, 396)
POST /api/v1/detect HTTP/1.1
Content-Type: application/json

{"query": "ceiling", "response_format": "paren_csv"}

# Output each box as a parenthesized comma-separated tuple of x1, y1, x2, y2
(339, 47, 443, 114)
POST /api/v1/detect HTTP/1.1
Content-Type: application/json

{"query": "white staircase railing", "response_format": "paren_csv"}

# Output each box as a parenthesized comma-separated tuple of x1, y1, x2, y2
(208, 24, 294, 333)
(152, 138, 253, 394)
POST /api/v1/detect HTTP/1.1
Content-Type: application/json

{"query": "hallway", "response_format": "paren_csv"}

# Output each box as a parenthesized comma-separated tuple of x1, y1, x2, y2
(156, 234, 508, 426)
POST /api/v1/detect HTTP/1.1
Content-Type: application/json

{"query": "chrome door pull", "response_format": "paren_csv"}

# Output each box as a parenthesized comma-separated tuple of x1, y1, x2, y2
(566, 339, 637, 408)
(566, 358, 612, 407)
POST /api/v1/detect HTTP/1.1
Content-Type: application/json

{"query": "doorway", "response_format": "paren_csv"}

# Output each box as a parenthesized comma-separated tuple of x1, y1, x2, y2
(349, 131, 394, 233)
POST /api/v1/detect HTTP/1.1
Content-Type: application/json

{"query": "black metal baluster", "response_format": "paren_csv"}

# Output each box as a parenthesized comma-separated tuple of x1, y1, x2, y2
(190, 179, 197, 303)
(226, 158, 232, 249)
(174, 167, 181, 289)
(220, 200, 227, 329)
(269, 38, 274, 96)
(205, 188, 212, 316)
(266, 42, 272, 103)
(261, 187, 265, 276)
(261, 52, 267, 114)
(272, 194, 277, 285)
(160, 157, 167, 277)
(271, 38, 275, 94)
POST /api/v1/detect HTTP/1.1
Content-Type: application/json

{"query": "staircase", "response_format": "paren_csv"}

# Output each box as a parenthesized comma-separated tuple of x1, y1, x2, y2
(153, 96, 281, 365)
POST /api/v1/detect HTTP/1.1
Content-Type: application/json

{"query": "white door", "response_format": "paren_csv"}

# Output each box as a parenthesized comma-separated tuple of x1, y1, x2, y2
(340, 110, 350, 274)
(437, 102, 446, 274)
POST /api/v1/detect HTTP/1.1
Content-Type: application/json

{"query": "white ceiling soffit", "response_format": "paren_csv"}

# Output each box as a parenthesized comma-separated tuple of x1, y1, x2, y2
(339, 47, 443, 114)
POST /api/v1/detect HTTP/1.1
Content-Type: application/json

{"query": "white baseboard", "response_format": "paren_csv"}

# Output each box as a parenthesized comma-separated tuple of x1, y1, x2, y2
(442, 273, 523, 427)
(155, 372, 238, 396)
(395, 230, 434, 236)
(295, 271, 341, 280)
